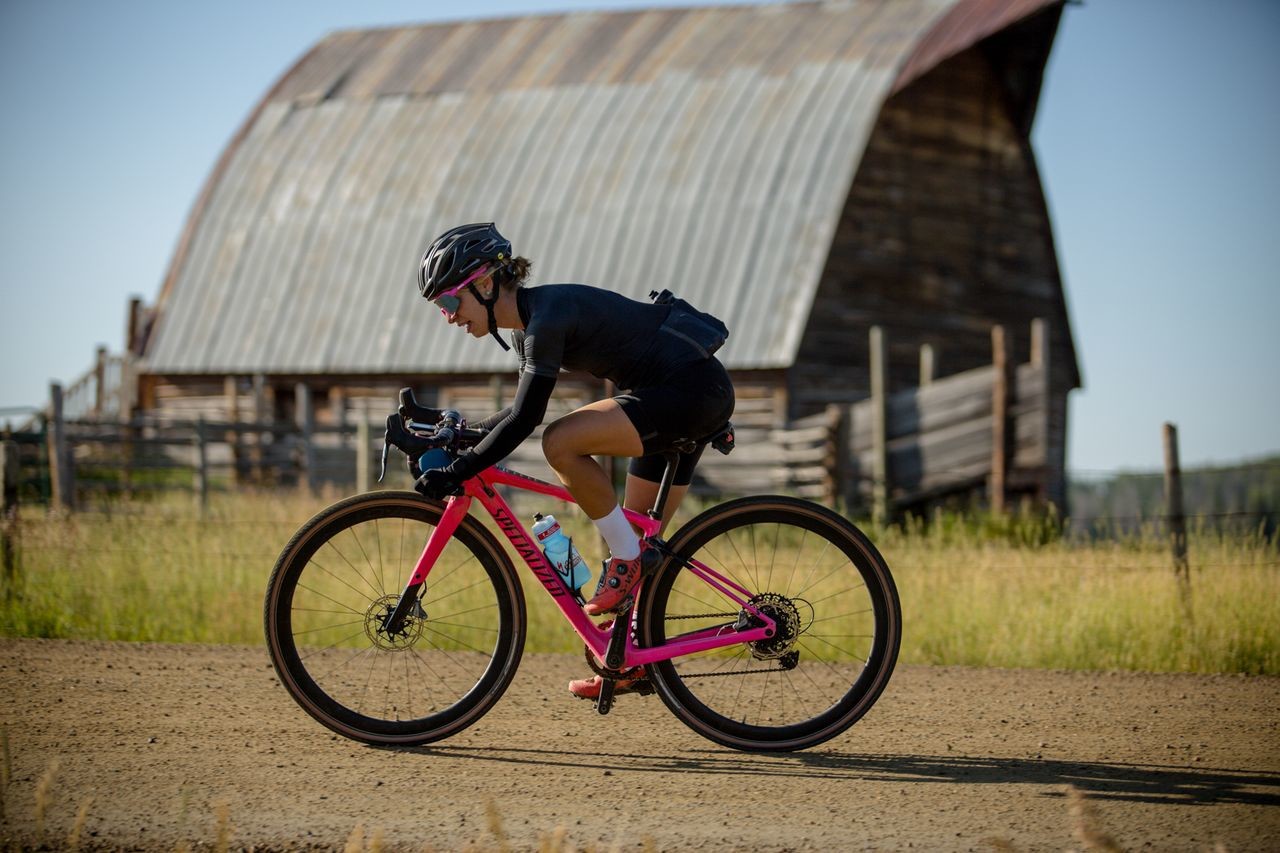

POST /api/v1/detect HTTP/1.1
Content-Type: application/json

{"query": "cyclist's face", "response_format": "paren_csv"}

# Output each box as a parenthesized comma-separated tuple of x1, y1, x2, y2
(440, 278, 492, 338)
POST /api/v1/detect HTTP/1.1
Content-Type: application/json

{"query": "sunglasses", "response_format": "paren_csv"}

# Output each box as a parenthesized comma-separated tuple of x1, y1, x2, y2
(434, 265, 491, 316)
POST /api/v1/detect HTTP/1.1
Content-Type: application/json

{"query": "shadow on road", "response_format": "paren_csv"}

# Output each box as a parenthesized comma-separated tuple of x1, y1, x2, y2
(408, 746, 1280, 808)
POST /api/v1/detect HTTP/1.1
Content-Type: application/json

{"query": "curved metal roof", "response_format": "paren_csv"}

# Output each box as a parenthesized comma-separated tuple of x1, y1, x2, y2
(144, 0, 1061, 376)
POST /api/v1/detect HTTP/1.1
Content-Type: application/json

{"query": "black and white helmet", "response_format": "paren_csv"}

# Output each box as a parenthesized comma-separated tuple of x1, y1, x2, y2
(417, 222, 512, 300)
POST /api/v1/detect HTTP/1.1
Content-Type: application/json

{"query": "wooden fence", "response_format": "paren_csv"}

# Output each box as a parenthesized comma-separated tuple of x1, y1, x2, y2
(7, 322, 1055, 517)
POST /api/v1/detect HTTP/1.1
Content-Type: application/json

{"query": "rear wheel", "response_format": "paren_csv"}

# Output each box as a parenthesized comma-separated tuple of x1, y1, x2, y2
(264, 491, 524, 745)
(640, 496, 900, 751)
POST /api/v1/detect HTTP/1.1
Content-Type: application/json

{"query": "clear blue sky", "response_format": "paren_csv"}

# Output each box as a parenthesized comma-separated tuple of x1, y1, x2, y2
(1, 0, 1277, 474)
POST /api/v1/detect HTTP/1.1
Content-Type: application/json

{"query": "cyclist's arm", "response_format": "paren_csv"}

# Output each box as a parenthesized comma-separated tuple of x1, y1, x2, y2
(448, 370, 554, 478)
(444, 314, 566, 479)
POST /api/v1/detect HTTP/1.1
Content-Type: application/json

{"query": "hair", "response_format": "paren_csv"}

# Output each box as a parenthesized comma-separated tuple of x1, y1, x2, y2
(494, 256, 532, 289)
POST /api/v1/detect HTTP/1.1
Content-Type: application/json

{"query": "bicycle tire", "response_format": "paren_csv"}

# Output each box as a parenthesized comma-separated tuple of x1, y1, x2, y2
(639, 495, 900, 751)
(264, 491, 525, 746)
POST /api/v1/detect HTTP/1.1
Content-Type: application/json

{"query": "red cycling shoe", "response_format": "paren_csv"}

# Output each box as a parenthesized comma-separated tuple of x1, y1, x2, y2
(583, 543, 655, 615)
(567, 669, 653, 700)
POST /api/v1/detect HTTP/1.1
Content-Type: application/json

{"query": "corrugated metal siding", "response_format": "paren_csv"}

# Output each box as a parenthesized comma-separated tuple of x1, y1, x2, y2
(145, 0, 1060, 376)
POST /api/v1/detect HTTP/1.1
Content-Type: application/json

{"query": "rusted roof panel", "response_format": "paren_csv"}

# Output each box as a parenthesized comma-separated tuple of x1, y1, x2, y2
(145, 0, 1063, 377)
(892, 0, 1061, 93)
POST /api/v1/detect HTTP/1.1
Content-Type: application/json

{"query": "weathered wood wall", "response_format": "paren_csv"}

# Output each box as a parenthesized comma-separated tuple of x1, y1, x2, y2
(790, 43, 1074, 506)
(796, 48, 1074, 401)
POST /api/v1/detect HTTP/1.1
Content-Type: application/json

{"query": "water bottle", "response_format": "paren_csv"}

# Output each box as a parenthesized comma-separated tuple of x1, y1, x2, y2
(532, 513, 590, 596)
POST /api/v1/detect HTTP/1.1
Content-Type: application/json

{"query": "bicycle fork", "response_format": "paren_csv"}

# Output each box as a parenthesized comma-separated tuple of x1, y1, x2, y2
(381, 496, 472, 637)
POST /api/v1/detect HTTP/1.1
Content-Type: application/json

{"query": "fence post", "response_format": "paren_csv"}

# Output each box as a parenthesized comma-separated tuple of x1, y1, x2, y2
(48, 382, 74, 512)
(121, 412, 135, 499)
(93, 345, 108, 417)
(252, 374, 268, 484)
(989, 325, 1012, 515)
(869, 326, 888, 525)
(2, 440, 19, 600)
(356, 400, 371, 493)
(919, 343, 936, 387)
(225, 375, 242, 485)
(1030, 318, 1054, 505)
(1163, 422, 1190, 580)
(193, 418, 208, 516)
(823, 404, 845, 509)
(1, 441, 18, 515)
(296, 383, 316, 494)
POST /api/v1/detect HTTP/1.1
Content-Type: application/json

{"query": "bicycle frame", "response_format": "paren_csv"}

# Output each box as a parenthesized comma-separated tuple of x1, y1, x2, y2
(397, 464, 777, 669)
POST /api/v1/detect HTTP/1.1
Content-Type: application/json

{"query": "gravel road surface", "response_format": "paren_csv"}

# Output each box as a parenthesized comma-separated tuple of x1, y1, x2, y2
(1, 639, 1277, 851)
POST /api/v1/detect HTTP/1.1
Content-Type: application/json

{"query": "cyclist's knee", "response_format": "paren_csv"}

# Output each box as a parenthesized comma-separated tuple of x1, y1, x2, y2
(540, 417, 577, 467)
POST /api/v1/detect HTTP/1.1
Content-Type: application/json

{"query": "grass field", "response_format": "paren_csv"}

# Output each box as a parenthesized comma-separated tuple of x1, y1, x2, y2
(2, 490, 1276, 675)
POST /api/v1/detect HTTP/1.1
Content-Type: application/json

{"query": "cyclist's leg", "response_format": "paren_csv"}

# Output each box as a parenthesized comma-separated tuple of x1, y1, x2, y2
(541, 399, 643, 518)
(623, 445, 704, 536)
(623, 476, 688, 536)
(542, 400, 652, 615)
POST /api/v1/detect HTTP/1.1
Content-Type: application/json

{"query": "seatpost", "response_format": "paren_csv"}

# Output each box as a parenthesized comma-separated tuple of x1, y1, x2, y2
(647, 451, 681, 524)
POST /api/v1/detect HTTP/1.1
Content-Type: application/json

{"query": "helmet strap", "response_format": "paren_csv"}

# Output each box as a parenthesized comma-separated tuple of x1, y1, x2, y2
(467, 283, 511, 352)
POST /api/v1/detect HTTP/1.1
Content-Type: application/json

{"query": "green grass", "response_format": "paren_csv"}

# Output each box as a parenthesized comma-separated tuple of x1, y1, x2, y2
(1, 491, 1277, 674)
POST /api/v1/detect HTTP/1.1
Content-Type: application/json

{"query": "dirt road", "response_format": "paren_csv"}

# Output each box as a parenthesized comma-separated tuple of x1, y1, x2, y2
(1, 639, 1277, 851)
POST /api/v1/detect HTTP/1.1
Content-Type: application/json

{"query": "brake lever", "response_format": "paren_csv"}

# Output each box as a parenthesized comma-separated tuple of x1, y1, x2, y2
(378, 437, 390, 483)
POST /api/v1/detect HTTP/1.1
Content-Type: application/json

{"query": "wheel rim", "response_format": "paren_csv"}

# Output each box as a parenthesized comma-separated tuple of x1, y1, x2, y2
(646, 505, 895, 742)
(273, 502, 516, 734)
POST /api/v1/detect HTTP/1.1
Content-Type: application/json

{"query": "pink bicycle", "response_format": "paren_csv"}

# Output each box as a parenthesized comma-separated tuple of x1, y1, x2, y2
(265, 398, 900, 752)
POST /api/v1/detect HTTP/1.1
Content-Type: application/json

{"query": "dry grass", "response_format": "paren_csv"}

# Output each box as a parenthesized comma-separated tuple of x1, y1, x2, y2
(1, 491, 1276, 674)
(0, 724, 10, 822)
(1065, 785, 1125, 852)
(34, 757, 58, 840)
(66, 795, 93, 852)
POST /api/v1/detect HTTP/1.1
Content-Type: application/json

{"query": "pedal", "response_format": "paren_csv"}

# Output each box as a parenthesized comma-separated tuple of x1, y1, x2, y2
(595, 678, 615, 715)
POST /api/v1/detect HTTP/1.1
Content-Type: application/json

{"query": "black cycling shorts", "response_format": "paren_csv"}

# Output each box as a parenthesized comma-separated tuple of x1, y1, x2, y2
(615, 357, 735, 486)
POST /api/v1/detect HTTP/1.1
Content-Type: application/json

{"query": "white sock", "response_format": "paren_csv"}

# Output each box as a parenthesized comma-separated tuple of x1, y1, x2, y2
(592, 504, 640, 561)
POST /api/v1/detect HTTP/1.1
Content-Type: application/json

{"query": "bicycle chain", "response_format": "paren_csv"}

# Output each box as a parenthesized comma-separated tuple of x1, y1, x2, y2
(679, 665, 795, 679)
(658, 612, 800, 678)
(587, 611, 799, 680)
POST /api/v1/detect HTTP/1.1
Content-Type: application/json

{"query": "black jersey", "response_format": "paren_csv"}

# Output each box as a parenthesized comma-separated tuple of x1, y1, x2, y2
(449, 284, 713, 478)
(512, 284, 705, 390)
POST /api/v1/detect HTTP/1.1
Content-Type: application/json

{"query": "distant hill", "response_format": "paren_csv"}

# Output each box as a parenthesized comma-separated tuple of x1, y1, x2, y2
(1068, 456, 1280, 535)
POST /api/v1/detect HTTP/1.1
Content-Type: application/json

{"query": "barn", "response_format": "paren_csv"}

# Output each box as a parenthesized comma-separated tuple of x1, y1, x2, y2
(120, 0, 1078, 510)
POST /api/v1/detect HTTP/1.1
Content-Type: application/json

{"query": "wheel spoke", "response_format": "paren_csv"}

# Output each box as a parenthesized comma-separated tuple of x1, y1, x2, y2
(267, 495, 522, 745)
(645, 498, 899, 750)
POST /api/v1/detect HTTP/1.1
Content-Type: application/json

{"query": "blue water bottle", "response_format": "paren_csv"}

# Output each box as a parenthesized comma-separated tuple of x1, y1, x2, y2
(532, 513, 590, 599)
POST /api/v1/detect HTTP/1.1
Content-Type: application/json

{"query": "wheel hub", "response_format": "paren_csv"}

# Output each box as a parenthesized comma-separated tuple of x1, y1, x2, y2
(365, 594, 425, 651)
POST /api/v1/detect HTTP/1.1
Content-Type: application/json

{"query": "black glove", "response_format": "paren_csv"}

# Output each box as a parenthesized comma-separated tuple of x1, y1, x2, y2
(414, 451, 478, 500)
(414, 467, 464, 500)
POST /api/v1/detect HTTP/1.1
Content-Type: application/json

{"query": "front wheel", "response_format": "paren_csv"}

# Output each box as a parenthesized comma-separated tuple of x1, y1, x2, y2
(640, 496, 901, 751)
(264, 491, 525, 745)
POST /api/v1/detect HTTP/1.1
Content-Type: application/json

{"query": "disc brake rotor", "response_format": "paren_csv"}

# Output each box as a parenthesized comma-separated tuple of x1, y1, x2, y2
(364, 594, 425, 651)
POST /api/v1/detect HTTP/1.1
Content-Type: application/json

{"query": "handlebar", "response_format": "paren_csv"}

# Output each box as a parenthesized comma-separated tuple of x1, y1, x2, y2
(378, 390, 486, 482)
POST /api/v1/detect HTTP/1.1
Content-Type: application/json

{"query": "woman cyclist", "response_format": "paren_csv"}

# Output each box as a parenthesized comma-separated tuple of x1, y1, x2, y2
(408, 222, 735, 700)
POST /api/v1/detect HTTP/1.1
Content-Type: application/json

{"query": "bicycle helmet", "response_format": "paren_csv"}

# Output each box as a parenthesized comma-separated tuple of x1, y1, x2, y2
(418, 223, 514, 351)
